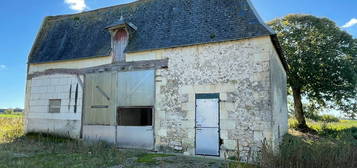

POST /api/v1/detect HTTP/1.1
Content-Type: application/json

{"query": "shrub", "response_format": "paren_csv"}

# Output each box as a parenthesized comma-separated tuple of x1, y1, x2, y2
(305, 113, 340, 123)
(0, 117, 24, 143)
(288, 118, 299, 129)
(320, 114, 340, 122)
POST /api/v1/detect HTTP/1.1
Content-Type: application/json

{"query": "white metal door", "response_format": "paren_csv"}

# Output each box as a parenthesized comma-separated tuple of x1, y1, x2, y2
(195, 94, 220, 156)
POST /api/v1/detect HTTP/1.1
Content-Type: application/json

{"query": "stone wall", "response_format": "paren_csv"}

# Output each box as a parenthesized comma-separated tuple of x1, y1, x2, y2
(143, 36, 283, 159)
(270, 42, 289, 150)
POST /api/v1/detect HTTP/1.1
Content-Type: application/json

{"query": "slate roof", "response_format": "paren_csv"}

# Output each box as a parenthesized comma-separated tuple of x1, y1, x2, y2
(28, 0, 280, 65)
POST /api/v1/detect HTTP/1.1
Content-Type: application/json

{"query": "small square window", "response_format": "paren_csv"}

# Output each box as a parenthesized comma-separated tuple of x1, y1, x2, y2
(49, 99, 61, 113)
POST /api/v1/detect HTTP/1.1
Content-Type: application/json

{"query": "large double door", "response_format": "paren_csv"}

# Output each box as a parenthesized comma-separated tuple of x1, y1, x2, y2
(83, 70, 155, 150)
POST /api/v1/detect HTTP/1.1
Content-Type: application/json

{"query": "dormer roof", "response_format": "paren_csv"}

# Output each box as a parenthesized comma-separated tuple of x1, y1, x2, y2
(105, 17, 137, 31)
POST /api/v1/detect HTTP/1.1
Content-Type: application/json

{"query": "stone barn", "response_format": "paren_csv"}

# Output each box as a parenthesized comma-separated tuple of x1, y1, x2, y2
(25, 0, 288, 158)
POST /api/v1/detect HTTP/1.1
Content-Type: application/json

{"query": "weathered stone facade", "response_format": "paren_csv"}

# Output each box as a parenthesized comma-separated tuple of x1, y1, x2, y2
(270, 41, 289, 150)
(149, 36, 288, 159)
(25, 0, 288, 161)
(25, 36, 287, 159)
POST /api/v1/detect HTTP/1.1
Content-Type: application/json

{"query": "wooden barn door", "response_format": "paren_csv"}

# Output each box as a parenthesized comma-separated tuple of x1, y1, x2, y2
(83, 72, 117, 125)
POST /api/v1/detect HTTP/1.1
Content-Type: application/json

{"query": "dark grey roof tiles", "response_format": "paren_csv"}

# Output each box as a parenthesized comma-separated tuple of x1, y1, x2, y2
(28, 0, 276, 64)
(105, 19, 127, 29)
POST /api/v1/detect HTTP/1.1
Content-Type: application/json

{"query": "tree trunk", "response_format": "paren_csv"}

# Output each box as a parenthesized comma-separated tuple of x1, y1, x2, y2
(292, 87, 308, 131)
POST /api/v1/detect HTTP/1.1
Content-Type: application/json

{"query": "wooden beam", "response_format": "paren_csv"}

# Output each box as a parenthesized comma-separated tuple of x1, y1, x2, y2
(84, 58, 169, 73)
(27, 68, 83, 80)
(27, 59, 169, 80)
(76, 74, 84, 89)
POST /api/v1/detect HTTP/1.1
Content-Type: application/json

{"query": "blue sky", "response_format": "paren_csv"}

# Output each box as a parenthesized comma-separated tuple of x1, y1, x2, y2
(0, 0, 356, 109)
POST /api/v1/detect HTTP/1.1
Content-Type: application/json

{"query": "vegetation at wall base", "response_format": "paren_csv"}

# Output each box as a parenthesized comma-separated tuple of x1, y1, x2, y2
(259, 133, 357, 168)
(0, 116, 234, 168)
(1, 116, 357, 167)
(260, 119, 357, 168)
(0, 117, 24, 143)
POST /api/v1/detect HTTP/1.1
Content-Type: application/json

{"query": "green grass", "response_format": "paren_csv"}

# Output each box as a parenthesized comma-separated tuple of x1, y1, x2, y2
(309, 120, 357, 130)
(0, 135, 129, 168)
(137, 153, 174, 164)
(0, 114, 23, 118)
(0, 117, 229, 168)
(288, 118, 357, 131)
(0, 117, 129, 168)
(228, 162, 258, 168)
(2, 115, 356, 168)
(289, 118, 357, 139)
(260, 133, 357, 168)
(263, 119, 357, 168)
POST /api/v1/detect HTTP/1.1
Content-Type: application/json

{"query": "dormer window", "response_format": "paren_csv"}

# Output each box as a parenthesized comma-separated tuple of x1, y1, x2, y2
(112, 29, 129, 62)
(106, 17, 137, 63)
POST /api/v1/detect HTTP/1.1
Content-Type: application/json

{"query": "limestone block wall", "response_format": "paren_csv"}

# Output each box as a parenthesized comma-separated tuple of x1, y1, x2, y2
(26, 74, 83, 138)
(25, 56, 112, 138)
(139, 36, 280, 159)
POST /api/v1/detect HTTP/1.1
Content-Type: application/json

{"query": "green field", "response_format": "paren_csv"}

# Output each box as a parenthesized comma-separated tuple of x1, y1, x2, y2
(311, 120, 357, 128)
(289, 119, 357, 131)
(289, 119, 357, 139)
(0, 114, 23, 118)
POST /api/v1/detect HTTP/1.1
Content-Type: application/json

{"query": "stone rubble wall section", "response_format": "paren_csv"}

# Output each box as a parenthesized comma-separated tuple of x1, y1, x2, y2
(154, 36, 281, 159)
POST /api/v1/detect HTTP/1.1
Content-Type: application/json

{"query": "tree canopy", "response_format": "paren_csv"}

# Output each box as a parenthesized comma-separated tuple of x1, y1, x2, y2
(268, 14, 357, 129)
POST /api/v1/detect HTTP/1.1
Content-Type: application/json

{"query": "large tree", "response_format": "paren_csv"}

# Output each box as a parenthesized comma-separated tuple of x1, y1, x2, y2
(268, 15, 357, 130)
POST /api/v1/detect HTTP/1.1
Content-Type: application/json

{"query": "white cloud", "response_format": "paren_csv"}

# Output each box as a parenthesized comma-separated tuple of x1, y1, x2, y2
(341, 18, 357, 28)
(0, 65, 7, 70)
(64, 0, 87, 12)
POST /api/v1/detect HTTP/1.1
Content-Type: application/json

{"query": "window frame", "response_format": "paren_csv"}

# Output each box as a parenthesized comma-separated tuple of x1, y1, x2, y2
(48, 99, 61, 113)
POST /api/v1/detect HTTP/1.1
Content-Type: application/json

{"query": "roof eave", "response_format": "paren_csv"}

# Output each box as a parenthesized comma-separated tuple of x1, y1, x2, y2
(270, 34, 289, 72)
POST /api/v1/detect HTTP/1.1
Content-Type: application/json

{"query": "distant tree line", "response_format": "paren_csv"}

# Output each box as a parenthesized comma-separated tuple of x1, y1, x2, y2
(0, 108, 23, 114)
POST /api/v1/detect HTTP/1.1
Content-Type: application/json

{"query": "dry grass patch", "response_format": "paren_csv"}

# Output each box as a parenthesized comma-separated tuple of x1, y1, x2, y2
(0, 117, 24, 143)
